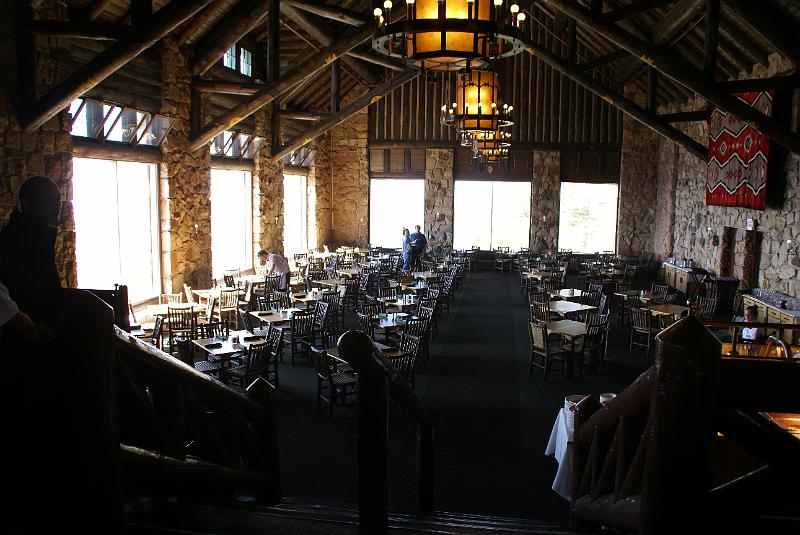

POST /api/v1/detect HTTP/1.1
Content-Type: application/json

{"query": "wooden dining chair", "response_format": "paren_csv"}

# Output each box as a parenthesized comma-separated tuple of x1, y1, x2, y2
(528, 322, 567, 380)
(288, 309, 315, 366)
(227, 341, 272, 388)
(309, 345, 357, 419)
(395, 333, 422, 390)
(175, 338, 223, 377)
(217, 289, 240, 328)
(166, 306, 196, 354)
(629, 307, 658, 356)
(149, 315, 164, 350)
(160, 293, 183, 305)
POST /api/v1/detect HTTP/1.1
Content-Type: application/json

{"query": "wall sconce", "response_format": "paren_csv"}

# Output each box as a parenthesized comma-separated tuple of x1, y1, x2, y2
(191, 223, 199, 238)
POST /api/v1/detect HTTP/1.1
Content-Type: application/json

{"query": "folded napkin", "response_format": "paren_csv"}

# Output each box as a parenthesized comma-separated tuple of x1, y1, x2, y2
(243, 335, 262, 341)
(258, 311, 272, 316)
(204, 342, 223, 349)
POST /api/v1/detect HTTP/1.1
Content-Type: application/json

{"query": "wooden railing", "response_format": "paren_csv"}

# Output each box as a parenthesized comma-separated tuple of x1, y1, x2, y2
(570, 313, 800, 534)
(337, 330, 436, 534)
(63, 289, 281, 513)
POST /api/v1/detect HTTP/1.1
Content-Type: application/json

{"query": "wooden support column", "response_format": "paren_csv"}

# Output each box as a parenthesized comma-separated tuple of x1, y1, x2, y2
(267, 0, 280, 153)
(271, 70, 419, 162)
(541, 0, 800, 155)
(189, 22, 374, 152)
(704, 0, 719, 81)
(21, 0, 213, 133)
(331, 59, 340, 113)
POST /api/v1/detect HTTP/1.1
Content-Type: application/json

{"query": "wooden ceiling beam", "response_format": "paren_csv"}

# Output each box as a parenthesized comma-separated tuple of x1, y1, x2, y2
(577, 49, 629, 70)
(519, 37, 707, 158)
(279, 4, 378, 86)
(281, 0, 366, 26)
(194, 80, 267, 95)
(177, 2, 220, 45)
(271, 69, 418, 162)
(717, 15, 769, 67)
(29, 20, 127, 40)
(723, 0, 800, 67)
(191, 0, 268, 76)
(82, 0, 116, 21)
(541, 0, 800, 155)
(658, 110, 708, 122)
(604, 0, 676, 22)
(651, 0, 705, 44)
(22, 0, 213, 133)
(278, 109, 327, 121)
(189, 22, 374, 151)
(347, 49, 407, 72)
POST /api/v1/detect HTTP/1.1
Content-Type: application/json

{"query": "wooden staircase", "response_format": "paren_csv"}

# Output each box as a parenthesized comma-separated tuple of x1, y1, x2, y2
(127, 497, 585, 535)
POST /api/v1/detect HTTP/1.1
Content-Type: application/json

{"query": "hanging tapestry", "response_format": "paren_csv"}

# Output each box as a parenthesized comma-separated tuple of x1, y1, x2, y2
(706, 91, 773, 210)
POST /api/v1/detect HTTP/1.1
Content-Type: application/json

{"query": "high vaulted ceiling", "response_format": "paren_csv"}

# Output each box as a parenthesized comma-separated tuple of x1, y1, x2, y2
(25, 1, 800, 158)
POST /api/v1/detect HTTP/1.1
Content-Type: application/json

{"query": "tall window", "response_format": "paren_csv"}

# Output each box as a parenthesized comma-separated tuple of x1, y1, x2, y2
(453, 181, 531, 250)
(283, 174, 309, 257)
(558, 182, 619, 253)
(239, 47, 253, 77)
(223, 45, 237, 70)
(211, 169, 253, 278)
(73, 158, 160, 302)
(369, 179, 424, 249)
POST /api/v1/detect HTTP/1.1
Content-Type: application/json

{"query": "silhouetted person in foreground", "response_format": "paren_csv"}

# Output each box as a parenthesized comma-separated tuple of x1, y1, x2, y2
(0, 176, 118, 532)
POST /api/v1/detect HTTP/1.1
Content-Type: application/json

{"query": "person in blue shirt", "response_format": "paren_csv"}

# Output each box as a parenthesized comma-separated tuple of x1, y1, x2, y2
(409, 225, 427, 271)
(401, 228, 412, 271)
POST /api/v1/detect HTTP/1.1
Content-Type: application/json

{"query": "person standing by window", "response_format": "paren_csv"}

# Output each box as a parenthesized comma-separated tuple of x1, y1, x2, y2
(401, 228, 412, 272)
(409, 224, 427, 271)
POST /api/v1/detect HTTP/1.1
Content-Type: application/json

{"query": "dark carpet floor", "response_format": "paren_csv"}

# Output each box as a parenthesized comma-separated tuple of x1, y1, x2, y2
(271, 271, 654, 521)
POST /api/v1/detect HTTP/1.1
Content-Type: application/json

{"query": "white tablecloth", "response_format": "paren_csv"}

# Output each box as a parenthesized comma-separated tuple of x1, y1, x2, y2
(545, 407, 574, 500)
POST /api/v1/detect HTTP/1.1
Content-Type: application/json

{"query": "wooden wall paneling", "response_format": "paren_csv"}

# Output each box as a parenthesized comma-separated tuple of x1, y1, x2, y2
(370, 148, 386, 173)
(410, 149, 425, 171)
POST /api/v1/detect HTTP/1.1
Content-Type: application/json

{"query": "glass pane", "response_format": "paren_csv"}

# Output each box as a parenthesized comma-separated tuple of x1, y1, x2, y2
(369, 179, 424, 249)
(139, 115, 173, 146)
(107, 109, 146, 143)
(101, 104, 123, 139)
(558, 182, 619, 254)
(243, 136, 262, 159)
(453, 181, 492, 250)
(73, 158, 160, 302)
(223, 45, 237, 69)
(490, 181, 530, 250)
(69, 99, 86, 137)
(240, 47, 252, 77)
(211, 169, 253, 279)
(283, 174, 308, 258)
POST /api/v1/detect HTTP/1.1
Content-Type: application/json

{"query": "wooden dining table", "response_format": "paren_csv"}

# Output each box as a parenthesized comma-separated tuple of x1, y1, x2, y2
(648, 304, 689, 317)
(291, 288, 333, 308)
(549, 301, 597, 318)
(412, 271, 438, 281)
(192, 329, 266, 381)
(336, 268, 359, 278)
(378, 295, 418, 312)
(547, 289, 583, 301)
(526, 270, 558, 281)
(248, 308, 302, 328)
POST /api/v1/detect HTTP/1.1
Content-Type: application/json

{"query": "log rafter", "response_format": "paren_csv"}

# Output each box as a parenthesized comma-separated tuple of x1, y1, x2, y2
(270, 70, 419, 162)
(21, 0, 214, 133)
(189, 22, 374, 152)
(541, 0, 800, 156)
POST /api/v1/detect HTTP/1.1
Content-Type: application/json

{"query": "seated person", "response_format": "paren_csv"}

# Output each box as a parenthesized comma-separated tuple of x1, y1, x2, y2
(739, 305, 765, 342)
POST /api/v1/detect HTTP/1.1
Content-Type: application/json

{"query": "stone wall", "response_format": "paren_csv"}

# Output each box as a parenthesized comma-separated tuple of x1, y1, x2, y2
(529, 150, 560, 253)
(652, 141, 679, 260)
(617, 86, 660, 255)
(330, 106, 368, 245)
(311, 132, 332, 248)
(0, 0, 75, 286)
(424, 148, 454, 254)
(253, 108, 284, 255)
(159, 36, 211, 292)
(660, 54, 800, 294)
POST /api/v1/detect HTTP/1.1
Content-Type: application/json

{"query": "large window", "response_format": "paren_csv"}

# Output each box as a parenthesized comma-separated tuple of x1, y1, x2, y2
(73, 158, 160, 302)
(211, 169, 253, 279)
(453, 181, 531, 250)
(558, 182, 619, 253)
(283, 174, 309, 257)
(369, 179, 425, 249)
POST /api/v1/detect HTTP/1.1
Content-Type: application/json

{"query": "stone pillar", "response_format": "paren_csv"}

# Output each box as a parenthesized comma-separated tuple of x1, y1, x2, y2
(253, 108, 284, 255)
(424, 148, 454, 254)
(0, 0, 75, 286)
(652, 141, 679, 260)
(530, 150, 560, 253)
(159, 36, 211, 292)
(330, 106, 369, 245)
(312, 132, 332, 248)
(617, 85, 660, 254)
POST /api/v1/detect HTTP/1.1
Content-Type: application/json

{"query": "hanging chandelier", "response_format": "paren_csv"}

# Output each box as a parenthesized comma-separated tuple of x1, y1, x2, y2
(468, 129, 510, 162)
(372, 0, 527, 72)
(440, 69, 513, 131)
